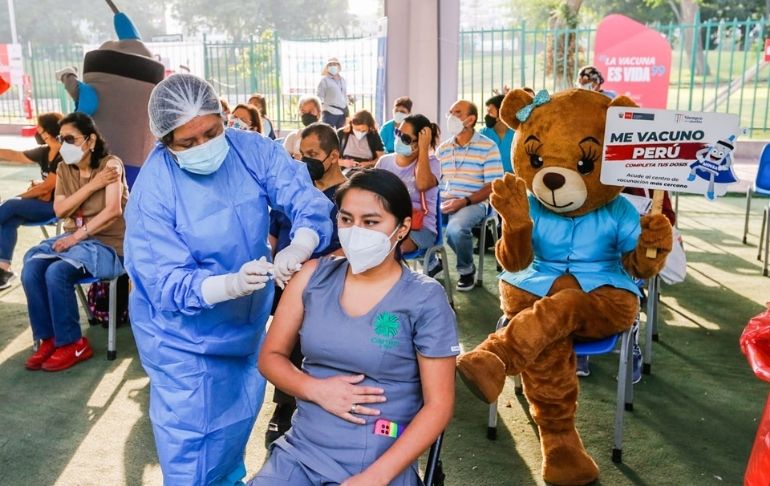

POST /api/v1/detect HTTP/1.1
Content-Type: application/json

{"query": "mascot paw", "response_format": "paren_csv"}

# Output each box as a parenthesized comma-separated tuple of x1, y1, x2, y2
(540, 429, 599, 486)
(456, 350, 506, 404)
(491, 173, 530, 226)
(638, 213, 673, 254)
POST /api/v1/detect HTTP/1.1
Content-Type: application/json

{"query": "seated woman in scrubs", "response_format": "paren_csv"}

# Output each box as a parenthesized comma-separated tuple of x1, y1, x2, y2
(249, 169, 459, 486)
(124, 73, 334, 486)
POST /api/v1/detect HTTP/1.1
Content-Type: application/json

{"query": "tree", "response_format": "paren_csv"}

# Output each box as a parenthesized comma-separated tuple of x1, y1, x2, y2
(0, 0, 165, 45)
(169, 0, 356, 41)
(545, 0, 584, 88)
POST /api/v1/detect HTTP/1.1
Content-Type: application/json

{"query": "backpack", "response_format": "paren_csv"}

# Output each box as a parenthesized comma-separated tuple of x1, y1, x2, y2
(86, 274, 130, 327)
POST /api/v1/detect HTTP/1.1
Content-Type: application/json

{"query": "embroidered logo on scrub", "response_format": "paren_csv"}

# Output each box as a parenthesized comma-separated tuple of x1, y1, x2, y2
(371, 312, 401, 350)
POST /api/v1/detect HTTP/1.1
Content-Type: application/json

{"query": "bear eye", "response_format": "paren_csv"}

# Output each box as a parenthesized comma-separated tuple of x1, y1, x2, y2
(577, 158, 595, 175)
(577, 145, 598, 175)
(529, 153, 544, 169)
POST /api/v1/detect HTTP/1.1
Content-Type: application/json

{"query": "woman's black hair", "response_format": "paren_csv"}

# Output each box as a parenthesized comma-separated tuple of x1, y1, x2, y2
(59, 112, 109, 169)
(335, 168, 413, 250)
(37, 112, 63, 137)
(402, 114, 440, 150)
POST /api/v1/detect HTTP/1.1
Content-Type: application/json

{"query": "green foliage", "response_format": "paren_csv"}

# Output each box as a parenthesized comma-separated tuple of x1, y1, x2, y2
(0, 0, 166, 44)
(170, 0, 357, 41)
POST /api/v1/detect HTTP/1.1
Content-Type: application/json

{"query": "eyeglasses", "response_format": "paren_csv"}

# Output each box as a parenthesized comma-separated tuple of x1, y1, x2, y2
(56, 134, 85, 145)
(394, 128, 415, 146)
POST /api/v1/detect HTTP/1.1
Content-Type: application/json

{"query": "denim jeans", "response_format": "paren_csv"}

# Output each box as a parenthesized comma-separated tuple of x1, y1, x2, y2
(21, 257, 89, 347)
(0, 198, 55, 263)
(322, 111, 346, 129)
(445, 202, 487, 276)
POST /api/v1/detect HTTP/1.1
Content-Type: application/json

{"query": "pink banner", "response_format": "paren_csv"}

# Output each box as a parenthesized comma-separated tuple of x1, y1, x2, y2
(594, 14, 672, 108)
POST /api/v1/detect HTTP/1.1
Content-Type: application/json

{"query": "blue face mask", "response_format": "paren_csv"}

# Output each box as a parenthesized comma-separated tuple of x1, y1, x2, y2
(171, 131, 229, 175)
(394, 138, 415, 157)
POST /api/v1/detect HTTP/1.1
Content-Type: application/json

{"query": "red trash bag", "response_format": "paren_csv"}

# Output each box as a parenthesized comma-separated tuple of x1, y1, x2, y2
(741, 304, 770, 486)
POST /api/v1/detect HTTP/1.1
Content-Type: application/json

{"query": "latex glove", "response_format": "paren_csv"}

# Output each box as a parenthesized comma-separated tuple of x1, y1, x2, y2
(273, 227, 319, 288)
(201, 257, 273, 305)
(740, 304, 770, 384)
(55, 66, 77, 82)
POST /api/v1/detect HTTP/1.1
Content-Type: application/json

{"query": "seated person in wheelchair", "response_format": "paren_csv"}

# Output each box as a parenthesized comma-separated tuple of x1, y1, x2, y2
(22, 112, 127, 372)
(375, 114, 441, 257)
(249, 169, 458, 486)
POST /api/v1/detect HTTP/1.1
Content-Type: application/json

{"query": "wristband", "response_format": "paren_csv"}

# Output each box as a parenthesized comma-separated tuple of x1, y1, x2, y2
(464, 196, 472, 207)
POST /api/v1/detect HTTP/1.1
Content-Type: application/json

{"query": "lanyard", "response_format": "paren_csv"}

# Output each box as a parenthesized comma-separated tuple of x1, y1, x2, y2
(451, 141, 472, 173)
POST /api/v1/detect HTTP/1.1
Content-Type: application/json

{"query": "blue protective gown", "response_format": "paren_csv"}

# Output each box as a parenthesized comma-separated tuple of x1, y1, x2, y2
(124, 128, 333, 485)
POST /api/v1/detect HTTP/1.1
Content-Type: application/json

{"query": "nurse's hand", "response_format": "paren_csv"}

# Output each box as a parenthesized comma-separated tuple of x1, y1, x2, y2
(308, 374, 386, 425)
(273, 228, 318, 288)
(226, 257, 273, 298)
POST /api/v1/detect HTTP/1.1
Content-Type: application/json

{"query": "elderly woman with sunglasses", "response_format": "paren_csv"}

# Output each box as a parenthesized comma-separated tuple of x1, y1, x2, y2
(21, 112, 127, 372)
(375, 114, 441, 259)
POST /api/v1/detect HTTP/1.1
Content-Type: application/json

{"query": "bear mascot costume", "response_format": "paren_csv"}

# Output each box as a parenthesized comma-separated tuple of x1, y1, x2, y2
(56, 2, 164, 187)
(457, 88, 673, 485)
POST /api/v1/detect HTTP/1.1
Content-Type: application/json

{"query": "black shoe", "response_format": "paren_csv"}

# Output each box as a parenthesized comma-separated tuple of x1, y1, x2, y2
(456, 271, 475, 292)
(265, 402, 295, 447)
(0, 268, 16, 290)
(427, 258, 443, 278)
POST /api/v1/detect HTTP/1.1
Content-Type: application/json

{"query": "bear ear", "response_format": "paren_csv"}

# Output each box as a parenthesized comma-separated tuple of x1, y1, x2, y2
(609, 95, 638, 109)
(500, 89, 534, 130)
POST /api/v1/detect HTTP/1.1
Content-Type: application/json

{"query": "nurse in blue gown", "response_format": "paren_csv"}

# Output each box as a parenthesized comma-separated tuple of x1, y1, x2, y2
(124, 73, 333, 485)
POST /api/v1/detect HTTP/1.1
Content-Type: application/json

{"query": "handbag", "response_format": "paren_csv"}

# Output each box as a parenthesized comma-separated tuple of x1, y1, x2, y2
(411, 189, 428, 231)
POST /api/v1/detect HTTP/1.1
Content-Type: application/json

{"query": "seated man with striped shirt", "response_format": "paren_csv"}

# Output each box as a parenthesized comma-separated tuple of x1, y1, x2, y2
(437, 100, 504, 291)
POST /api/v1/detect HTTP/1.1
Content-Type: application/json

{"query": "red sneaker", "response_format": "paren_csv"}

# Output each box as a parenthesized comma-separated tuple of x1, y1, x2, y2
(42, 337, 93, 371)
(25, 338, 56, 370)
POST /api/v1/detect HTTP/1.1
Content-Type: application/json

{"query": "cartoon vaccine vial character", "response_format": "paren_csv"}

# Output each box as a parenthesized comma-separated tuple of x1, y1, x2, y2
(687, 135, 738, 200)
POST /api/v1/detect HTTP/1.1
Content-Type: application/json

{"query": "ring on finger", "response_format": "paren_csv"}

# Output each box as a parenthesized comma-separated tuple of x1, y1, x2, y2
(350, 404, 358, 413)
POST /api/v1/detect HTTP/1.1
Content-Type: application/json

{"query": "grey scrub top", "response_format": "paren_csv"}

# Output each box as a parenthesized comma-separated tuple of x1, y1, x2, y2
(272, 257, 459, 484)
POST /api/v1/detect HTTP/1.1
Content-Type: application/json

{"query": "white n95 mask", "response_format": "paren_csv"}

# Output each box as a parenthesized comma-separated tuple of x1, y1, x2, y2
(339, 225, 399, 274)
(60, 141, 86, 165)
(170, 131, 229, 175)
(446, 115, 465, 137)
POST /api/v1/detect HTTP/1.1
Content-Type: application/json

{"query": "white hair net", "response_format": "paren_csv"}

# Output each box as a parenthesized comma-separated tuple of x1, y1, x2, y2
(148, 73, 222, 139)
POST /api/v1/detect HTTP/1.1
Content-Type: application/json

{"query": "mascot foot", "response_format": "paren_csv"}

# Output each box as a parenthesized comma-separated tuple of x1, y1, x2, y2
(456, 350, 506, 404)
(686, 173, 696, 182)
(541, 429, 599, 486)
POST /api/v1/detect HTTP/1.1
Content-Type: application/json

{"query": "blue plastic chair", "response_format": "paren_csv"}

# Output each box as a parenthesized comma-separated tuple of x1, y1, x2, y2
(403, 194, 454, 307)
(22, 217, 61, 239)
(743, 143, 770, 245)
(487, 316, 635, 463)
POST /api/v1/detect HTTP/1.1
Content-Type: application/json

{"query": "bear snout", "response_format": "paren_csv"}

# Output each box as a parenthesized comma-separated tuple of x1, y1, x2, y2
(543, 172, 566, 191)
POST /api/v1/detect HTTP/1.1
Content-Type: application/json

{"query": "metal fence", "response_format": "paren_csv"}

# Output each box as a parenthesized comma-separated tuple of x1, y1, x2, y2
(0, 33, 384, 132)
(460, 15, 770, 138)
(5, 16, 770, 138)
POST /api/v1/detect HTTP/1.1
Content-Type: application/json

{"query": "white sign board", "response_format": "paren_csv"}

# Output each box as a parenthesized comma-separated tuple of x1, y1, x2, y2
(601, 107, 740, 200)
(279, 38, 379, 97)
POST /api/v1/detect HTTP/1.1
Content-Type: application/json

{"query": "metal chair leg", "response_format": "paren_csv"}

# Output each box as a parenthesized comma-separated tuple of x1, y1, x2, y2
(613, 329, 632, 463)
(760, 204, 770, 277)
(423, 432, 445, 486)
(643, 277, 657, 374)
(107, 278, 118, 360)
(757, 208, 767, 262)
(439, 247, 454, 307)
(744, 188, 752, 244)
(477, 218, 487, 287)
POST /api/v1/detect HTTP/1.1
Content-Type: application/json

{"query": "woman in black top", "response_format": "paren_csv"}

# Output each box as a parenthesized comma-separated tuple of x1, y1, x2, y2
(0, 112, 117, 289)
